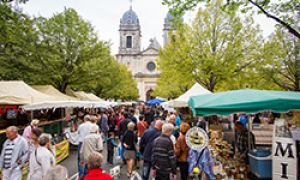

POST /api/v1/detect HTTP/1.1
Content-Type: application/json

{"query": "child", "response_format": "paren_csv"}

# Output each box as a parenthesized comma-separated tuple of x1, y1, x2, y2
(107, 131, 118, 166)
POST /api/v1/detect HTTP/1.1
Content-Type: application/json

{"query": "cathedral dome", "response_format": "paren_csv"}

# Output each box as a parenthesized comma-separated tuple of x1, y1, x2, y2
(164, 12, 173, 25)
(121, 7, 139, 25)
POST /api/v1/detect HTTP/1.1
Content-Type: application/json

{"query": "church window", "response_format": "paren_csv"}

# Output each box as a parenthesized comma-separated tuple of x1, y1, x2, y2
(126, 36, 132, 48)
(147, 61, 156, 72)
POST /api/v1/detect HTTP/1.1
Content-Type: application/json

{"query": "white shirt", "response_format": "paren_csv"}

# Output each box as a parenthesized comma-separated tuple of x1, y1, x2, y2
(28, 146, 55, 180)
(170, 135, 176, 144)
(77, 122, 98, 143)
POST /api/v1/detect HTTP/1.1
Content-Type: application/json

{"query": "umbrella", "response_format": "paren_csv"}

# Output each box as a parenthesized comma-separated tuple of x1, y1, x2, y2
(145, 98, 165, 105)
(188, 89, 300, 116)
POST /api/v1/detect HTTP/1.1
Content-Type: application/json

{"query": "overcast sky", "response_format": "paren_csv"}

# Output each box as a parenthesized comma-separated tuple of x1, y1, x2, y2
(20, 0, 276, 55)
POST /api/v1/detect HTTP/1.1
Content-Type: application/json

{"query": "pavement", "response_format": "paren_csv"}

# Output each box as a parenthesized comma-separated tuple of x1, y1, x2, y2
(60, 144, 143, 180)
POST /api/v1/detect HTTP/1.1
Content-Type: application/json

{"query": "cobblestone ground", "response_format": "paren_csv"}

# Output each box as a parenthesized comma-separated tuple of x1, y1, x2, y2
(60, 145, 143, 180)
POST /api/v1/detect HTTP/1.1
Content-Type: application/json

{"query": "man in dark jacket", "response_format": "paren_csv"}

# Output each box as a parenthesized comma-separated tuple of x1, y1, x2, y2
(144, 108, 154, 126)
(151, 123, 177, 180)
(140, 120, 163, 180)
(118, 113, 130, 139)
(118, 113, 131, 163)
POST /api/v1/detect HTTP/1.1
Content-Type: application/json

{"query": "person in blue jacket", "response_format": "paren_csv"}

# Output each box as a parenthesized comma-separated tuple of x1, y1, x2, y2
(139, 120, 163, 180)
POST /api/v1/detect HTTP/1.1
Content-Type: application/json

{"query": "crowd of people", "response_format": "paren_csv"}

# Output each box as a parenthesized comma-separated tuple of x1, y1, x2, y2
(0, 104, 256, 180)
(74, 105, 255, 180)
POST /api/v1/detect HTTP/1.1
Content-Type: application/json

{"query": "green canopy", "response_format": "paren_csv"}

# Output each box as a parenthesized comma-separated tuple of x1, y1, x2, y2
(188, 89, 300, 116)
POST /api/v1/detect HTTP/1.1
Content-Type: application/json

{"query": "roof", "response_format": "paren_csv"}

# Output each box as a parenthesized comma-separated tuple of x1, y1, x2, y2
(161, 83, 211, 108)
(32, 85, 78, 101)
(189, 89, 300, 116)
(120, 6, 139, 25)
(147, 38, 161, 50)
(67, 90, 104, 102)
(0, 81, 56, 105)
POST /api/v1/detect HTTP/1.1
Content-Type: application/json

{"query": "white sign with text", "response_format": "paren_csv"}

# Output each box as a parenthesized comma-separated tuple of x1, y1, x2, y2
(272, 119, 298, 180)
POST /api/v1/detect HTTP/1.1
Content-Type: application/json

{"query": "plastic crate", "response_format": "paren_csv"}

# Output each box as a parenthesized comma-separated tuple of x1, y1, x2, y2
(248, 149, 272, 179)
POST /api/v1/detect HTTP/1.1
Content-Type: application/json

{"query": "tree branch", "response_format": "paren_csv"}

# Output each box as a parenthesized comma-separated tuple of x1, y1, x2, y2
(248, 0, 300, 39)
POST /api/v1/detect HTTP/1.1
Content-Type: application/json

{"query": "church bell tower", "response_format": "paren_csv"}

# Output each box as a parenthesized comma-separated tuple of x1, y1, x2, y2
(119, 6, 141, 55)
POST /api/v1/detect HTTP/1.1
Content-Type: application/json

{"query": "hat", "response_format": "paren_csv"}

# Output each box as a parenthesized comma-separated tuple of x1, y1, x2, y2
(31, 119, 40, 126)
(180, 122, 190, 133)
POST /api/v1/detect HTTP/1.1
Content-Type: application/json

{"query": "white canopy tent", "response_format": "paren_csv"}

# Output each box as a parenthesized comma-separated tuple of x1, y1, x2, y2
(0, 81, 57, 105)
(22, 100, 109, 111)
(162, 83, 212, 108)
(32, 85, 79, 101)
(67, 89, 117, 107)
(22, 87, 110, 110)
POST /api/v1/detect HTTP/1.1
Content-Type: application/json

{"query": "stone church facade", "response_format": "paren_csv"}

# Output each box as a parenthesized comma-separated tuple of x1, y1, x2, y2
(116, 6, 173, 101)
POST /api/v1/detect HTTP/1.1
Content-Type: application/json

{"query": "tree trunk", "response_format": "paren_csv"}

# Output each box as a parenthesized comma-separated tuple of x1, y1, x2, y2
(60, 82, 68, 93)
(209, 72, 216, 92)
(294, 42, 300, 91)
(294, 59, 300, 91)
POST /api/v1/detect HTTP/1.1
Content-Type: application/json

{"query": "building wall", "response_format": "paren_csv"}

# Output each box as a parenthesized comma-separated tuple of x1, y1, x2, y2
(116, 48, 159, 101)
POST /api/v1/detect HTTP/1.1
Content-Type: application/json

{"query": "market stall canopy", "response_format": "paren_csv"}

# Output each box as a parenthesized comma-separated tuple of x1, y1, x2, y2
(67, 90, 104, 102)
(67, 89, 117, 107)
(188, 89, 300, 116)
(22, 100, 109, 111)
(32, 85, 78, 101)
(0, 81, 56, 105)
(162, 83, 211, 108)
(145, 98, 165, 105)
(117, 101, 138, 106)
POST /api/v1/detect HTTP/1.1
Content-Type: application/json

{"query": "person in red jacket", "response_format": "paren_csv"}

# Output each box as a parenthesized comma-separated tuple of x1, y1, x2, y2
(84, 152, 113, 180)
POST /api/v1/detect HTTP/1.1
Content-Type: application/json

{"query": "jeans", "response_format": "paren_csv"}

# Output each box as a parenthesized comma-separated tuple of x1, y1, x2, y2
(178, 162, 189, 180)
(83, 164, 88, 177)
(77, 142, 84, 177)
(142, 161, 151, 180)
(107, 149, 114, 164)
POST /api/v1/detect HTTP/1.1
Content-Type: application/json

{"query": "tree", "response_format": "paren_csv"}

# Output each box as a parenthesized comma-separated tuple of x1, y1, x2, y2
(261, 28, 300, 91)
(72, 58, 139, 100)
(34, 8, 112, 93)
(0, 3, 41, 81)
(0, 5, 139, 99)
(154, 25, 195, 98)
(155, 0, 270, 98)
(162, 0, 300, 40)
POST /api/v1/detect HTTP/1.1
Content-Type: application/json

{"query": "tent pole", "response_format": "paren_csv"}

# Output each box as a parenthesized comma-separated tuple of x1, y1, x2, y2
(248, 115, 253, 151)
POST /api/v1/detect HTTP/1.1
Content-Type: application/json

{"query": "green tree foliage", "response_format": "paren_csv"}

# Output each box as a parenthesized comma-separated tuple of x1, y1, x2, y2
(34, 8, 111, 92)
(262, 27, 300, 91)
(0, 3, 40, 81)
(154, 25, 195, 98)
(0, 4, 138, 100)
(162, 0, 300, 40)
(155, 0, 274, 98)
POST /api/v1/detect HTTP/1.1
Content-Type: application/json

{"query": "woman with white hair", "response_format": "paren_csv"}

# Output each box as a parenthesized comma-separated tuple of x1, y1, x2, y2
(122, 122, 137, 177)
(84, 152, 112, 180)
(28, 133, 55, 180)
(44, 165, 68, 180)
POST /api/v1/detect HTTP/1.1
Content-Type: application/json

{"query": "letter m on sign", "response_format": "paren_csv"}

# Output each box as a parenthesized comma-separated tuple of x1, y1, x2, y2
(274, 142, 294, 158)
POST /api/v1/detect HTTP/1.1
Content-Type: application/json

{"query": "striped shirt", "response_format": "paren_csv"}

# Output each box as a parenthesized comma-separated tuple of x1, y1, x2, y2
(151, 134, 177, 174)
(3, 141, 15, 168)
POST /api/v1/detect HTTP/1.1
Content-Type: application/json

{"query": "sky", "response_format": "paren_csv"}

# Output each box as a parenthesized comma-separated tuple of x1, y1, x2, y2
(20, 0, 277, 55)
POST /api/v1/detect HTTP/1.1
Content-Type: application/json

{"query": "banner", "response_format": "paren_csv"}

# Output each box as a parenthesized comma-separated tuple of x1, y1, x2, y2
(272, 119, 298, 180)
(186, 127, 208, 151)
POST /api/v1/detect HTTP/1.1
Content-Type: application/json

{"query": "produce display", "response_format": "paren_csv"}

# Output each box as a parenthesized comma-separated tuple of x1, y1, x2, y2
(209, 131, 249, 179)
